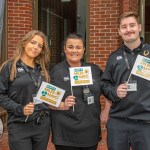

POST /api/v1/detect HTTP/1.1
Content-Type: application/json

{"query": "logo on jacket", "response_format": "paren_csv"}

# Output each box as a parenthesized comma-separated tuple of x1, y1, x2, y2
(116, 56, 123, 60)
(17, 67, 24, 72)
(64, 76, 70, 81)
(143, 50, 149, 56)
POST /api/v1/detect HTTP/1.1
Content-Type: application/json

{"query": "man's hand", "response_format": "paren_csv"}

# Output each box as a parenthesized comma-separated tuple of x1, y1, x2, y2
(117, 83, 127, 99)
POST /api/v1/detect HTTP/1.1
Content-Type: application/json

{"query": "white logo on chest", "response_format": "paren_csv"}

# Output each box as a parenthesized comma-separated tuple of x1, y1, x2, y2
(17, 67, 24, 72)
(64, 76, 70, 81)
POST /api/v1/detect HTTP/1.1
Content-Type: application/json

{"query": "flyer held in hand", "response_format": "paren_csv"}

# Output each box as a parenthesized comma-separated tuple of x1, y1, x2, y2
(36, 81, 65, 107)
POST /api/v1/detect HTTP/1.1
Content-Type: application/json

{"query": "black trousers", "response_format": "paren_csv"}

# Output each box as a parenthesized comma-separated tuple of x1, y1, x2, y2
(55, 144, 98, 150)
(8, 115, 51, 150)
(107, 117, 150, 150)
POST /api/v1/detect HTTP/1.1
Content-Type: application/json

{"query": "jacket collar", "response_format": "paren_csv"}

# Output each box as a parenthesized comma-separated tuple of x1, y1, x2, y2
(122, 37, 144, 54)
(64, 59, 84, 68)
(17, 59, 40, 70)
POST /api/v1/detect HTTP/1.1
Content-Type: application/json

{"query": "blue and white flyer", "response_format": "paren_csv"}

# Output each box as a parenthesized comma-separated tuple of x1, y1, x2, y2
(69, 66, 93, 86)
(36, 81, 65, 107)
(131, 55, 150, 81)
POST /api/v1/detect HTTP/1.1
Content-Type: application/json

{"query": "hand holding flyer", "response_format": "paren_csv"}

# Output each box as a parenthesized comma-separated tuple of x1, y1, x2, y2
(69, 66, 93, 111)
(131, 55, 150, 81)
(69, 66, 93, 86)
(36, 81, 65, 107)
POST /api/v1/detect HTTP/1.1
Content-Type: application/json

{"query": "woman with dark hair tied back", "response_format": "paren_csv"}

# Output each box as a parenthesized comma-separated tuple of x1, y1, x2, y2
(50, 33, 103, 150)
(0, 30, 75, 150)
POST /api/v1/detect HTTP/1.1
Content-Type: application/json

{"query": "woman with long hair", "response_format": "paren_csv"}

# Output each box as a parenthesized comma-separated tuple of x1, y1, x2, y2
(0, 30, 75, 150)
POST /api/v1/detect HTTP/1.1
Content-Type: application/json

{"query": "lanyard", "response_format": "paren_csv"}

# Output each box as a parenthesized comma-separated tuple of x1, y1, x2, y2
(123, 50, 130, 70)
(122, 44, 145, 71)
(20, 62, 41, 92)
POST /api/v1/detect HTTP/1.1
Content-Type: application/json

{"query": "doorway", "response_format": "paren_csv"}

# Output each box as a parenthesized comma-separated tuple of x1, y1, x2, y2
(37, 0, 87, 67)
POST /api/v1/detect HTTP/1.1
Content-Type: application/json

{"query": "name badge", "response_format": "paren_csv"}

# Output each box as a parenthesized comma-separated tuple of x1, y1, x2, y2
(83, 87, 90, 94)
(127, 80, 137, 91)
(87, 95, 94, 105)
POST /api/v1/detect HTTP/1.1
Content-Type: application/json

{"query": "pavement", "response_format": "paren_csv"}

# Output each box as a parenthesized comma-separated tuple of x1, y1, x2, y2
(0, 128, 108, 150)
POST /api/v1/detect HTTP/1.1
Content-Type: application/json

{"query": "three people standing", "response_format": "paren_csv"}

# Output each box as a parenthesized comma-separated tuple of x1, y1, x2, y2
(1, 11, 150, 150)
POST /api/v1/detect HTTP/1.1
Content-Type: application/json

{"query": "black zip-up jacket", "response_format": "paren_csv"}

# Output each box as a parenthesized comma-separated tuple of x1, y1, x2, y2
(0, 60, 49, 124)
(50, 60, 103, 147)
(101, 40, 150, 121)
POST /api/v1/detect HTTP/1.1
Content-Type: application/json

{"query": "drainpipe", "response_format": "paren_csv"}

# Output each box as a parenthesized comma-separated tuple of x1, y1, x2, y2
(139, 0, 145, 38)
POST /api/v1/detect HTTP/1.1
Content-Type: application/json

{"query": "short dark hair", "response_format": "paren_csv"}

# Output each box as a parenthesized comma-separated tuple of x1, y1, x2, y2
(118, 11, 140, 27)
(64, 33, 85, 48)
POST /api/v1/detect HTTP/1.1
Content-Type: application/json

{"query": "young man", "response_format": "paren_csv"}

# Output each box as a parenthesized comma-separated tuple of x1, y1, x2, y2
(101, 12, 150, 150)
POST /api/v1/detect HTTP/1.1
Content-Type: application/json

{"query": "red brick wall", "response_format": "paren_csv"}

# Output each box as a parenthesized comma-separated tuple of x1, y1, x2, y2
(89, 0, 120, 70)
(120, 0, 139, 13)
(7, 0, 33, 58)
(129, 0, 139, 12)
(122, 0, 130, 12)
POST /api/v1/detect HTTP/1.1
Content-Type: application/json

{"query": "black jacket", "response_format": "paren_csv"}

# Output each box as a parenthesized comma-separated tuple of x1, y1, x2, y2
(0, 60, 49, 124)
(101, 40, 150, 121)
(50, 60, 103, 147)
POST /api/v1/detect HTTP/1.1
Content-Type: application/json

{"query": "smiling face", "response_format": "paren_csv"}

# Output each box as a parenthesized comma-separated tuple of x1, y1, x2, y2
(118, 16, 141, 44)
(64, 38, 85, 67)
(22, 35, 44, 61)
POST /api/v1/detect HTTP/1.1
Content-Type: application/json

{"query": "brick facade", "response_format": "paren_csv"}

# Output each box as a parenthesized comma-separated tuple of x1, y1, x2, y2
(1, 0, 139, 150)
(7, 0, 32, 58)
(89, 0, 120, 70)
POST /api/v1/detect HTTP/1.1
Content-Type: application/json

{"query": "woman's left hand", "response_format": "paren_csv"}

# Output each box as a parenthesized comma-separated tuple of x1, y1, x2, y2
(59, 96, 76, 110)
(23, 102, 35, 116)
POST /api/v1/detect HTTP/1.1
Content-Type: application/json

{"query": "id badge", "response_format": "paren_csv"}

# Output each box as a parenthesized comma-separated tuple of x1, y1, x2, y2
(127, 80, 137, 91)
(87, 95, 94, 105)
(83, 86, 91, 102)
(83, 86, 90, 94)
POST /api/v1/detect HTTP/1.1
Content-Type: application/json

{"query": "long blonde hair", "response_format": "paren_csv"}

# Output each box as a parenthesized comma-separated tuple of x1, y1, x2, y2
(1, 30, 51, 82)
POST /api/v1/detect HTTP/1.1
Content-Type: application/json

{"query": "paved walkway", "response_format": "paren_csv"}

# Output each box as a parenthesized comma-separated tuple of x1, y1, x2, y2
(0, 128, 108, 150)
